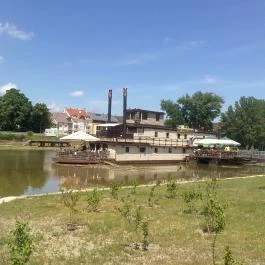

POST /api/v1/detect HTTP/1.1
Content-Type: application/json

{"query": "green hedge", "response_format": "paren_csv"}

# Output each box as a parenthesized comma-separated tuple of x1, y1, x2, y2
(0, 133, 26, 141)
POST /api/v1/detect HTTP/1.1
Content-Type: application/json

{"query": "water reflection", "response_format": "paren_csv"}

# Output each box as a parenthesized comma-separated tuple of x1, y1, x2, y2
(54, 162, 265, 189)
(0, 149, 265, 197)
(0, 150, 55, 196)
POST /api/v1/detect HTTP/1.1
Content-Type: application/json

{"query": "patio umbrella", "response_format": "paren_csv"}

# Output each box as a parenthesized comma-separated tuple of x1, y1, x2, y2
(60, 131, 99, 142)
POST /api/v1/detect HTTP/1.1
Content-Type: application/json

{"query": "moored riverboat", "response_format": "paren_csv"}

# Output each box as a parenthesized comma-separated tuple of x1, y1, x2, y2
(53, 137, 191, 165)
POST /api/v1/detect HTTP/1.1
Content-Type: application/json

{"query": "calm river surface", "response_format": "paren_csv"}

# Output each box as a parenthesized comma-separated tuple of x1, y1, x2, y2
(1, 149, 265, 197)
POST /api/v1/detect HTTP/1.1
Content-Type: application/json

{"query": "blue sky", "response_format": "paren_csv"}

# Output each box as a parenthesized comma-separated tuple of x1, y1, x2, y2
(0, 0, 265, 115)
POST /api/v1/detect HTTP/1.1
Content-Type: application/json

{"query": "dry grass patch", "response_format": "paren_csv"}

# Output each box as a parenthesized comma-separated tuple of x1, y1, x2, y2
(0, 176, 265, 264)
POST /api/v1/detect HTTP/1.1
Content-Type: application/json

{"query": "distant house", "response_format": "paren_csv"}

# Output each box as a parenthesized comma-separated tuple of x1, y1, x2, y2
(50, 112, 72, 135)
(64, 108, 91, 133)
(90, 113, 119, 135)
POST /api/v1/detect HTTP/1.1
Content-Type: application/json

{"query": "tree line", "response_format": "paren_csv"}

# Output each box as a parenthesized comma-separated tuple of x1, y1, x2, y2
(161, 91, 265, 150)
(0, 88, 51, 133)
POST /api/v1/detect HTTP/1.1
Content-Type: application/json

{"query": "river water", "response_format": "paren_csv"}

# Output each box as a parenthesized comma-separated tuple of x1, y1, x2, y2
(1, 149, 265, 197)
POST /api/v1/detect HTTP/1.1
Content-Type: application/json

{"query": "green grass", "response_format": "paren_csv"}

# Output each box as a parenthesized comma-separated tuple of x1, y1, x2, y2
(0, 176, 265, 264)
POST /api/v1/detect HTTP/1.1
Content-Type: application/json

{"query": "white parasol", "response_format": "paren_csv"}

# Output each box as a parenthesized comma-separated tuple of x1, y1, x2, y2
(60, 131, 99, 142)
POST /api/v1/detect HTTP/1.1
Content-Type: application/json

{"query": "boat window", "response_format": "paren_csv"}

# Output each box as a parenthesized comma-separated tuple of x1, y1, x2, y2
(168, 147, 172, 153)
(137, 127, 144, 134)
(142, 112, 148, 120)
(182, 148, 186, 153)
(125, 146, 130, 153)
(139, 147, 146, 153)
(155, 131, 158, 137)
(166, 132, 169, 138)
(177, 133, 181, 139)
(156, 113, 160, 121)
(154, 147, 158, 153)
(184, 134, 187, 139)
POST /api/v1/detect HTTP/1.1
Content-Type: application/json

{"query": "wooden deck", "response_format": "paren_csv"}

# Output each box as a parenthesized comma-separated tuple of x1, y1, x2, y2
(192, 150, 254, 165)
(53, 150, 109, 164)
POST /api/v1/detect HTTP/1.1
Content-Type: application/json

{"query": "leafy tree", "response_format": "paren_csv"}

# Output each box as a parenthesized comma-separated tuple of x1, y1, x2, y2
(160, 100, 183, 128)
(161, 91, 224, 130)
(0, 89, 33, 131)
(31, 103, 51, 133)
(221, 97, 265, 149)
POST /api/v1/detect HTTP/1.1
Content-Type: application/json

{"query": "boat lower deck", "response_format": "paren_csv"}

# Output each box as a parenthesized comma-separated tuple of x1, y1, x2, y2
(193, 150, 255, 165)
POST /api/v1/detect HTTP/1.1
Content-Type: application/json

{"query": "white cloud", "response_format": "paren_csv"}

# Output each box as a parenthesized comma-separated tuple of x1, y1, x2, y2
(203, 75, 217, 84)
(87, 99, 121, 113)
(0, 22, 34, 40)
(58, 39, 207, 68)
(120, 52, 161, 66)
(0, 82, 17, 94)
(177, 40, 206, 49)
(48, 102, 63, 112)
(163, 37, 171, 43)
(120, 40, 206, 66)
(0, 56, 4, 63)
(69, 90, 84, 97)
(88, 100, 107, 113)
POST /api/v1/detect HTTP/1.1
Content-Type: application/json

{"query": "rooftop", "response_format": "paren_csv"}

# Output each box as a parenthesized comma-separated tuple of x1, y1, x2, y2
(65, 108, 90, 118)
(52, 112, 70, 123)
(126, 108, 164, 115)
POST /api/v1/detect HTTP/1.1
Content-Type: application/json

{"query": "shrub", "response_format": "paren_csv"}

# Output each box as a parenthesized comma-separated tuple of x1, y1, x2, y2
(203, 180, 226, 233)
(182, 189, 202, 213)
(130, 179, 139, 195)
(141, 220, 149, 251)
(148, 182, 160, 207)
(0, 133, 26, 141)
(26, 131, 33, 138)
(166, 180, 178, 198)
(224, 246, 235, 265)
(8, 220, 33, 265)
(134, 206, 143, 231)
(86, 188, 101, 212)
(223, 246, 244, 265)
(61, 189, 80, 225)
(111, 181, 121, 200)
(117, 195, 133, 221)
(203, 180, 226, 265)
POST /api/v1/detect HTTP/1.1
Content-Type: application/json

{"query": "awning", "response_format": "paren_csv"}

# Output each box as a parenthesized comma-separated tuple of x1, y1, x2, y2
(193, 138, 241, 147)
(96, 123, 120, 127)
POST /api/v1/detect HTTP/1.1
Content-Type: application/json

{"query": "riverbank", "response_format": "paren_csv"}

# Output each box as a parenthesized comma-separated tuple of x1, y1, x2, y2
(0, 140, 57, 150)
(0, 132, 59, 150)
(0, 176, 264, 265)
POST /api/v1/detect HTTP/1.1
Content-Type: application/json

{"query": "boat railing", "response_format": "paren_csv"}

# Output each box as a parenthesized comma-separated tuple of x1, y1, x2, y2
(238, 150, 265, 160)
(56, 150, 109, 161)
(193, 150, 239, 160)
(99, 136, 190, 147)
